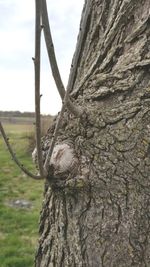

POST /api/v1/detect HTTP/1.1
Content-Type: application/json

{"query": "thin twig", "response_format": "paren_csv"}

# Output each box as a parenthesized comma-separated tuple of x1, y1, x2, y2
(41, 0, 82, 117)
(0, 122, 43, 180)
(34, 0, 44, 177)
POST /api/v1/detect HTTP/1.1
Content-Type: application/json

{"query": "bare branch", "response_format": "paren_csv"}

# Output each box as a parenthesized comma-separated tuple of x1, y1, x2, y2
(34, 0, 44, 177)
(41, 0, 82, 117)
(0, 122, 43, 180)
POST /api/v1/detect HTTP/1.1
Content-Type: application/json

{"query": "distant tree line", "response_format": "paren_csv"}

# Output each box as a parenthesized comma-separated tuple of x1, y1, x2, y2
(0, 111, 51, 118)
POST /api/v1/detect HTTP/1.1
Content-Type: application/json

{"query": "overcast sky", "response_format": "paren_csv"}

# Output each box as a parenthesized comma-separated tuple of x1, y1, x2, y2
(0, 0, 84, 115)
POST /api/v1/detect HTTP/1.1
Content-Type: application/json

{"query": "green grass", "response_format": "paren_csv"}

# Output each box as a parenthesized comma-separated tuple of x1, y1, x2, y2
(2, 123, 34, 133)
(0, 122, 44, 267)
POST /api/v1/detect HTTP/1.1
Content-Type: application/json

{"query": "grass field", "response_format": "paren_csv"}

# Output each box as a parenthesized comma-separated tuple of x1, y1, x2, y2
(0, 122, 44, 267)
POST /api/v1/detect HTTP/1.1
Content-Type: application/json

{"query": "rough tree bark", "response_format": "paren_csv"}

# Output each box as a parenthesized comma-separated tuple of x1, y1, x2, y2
(35, 0, 150, 266)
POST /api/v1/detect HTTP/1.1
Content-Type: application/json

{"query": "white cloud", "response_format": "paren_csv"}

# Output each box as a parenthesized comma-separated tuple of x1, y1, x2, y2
(0, 0, 84, 115)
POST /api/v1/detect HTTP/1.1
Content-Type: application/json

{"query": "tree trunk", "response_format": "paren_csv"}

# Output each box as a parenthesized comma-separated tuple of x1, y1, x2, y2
(35, 0, 150, 266)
